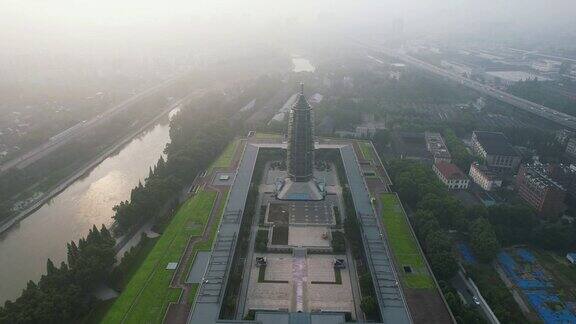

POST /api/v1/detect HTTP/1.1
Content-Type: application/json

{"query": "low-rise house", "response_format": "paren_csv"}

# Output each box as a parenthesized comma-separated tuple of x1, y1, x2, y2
(469, 162, 502, 191)
(433, 161, 469, 190)
(425, 132, 451, 163)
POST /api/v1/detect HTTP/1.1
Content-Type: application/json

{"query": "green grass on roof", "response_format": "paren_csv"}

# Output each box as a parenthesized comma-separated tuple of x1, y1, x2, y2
(102, 190, 218, 324)
(359, 141, 376, 161)
(208, 139, 239, 173)
(380, 193, 435, 289)
(253, 132, 283, 139)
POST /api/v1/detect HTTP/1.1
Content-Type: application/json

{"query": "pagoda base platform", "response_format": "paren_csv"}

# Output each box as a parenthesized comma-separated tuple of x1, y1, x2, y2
(276, 178, 324, 201)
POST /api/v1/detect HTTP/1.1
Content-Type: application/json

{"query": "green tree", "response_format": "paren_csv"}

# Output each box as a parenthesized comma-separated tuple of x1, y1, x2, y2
(360, 296, 378, 318)
(470, 218, 500, 262)
(428, 252, 458, 280)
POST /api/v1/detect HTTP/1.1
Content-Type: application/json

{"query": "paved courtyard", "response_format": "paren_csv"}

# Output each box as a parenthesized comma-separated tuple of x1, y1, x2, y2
(287, 226, 331, 248)
(287, 201, 335, 225)
(246, 253, 354, 316)
(264, 200, 336, 226)
(308, 255, 354, 314)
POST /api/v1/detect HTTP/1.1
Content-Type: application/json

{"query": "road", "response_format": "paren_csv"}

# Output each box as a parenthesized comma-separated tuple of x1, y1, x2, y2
(0, 73, 184, 174)
(508, 47, 576, 64)
(451, 270, 500, 324)
(360, 43, 576, 131)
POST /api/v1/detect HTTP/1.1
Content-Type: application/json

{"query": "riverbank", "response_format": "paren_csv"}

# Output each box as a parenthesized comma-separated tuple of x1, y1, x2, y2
(0, 91, 198, 236)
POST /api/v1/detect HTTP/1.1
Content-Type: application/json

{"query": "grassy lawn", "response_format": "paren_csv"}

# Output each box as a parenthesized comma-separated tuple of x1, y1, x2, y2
(80, 299, 115, 324)
(271, 226, 289, 245)
(112, 237, 160, 291)
(102, 190, 217, 324)
(187, 284, 199, 305)
(535, 250, 576, 299)
(208, 139, 239, 173)
(254, 132, 283, 140)
(359, 141, 376, 161)
(182, 189, 229, 282)
(380, 193, 434, 289)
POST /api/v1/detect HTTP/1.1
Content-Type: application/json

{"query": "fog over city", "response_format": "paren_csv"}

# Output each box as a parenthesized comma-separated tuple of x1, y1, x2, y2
(2, 0, 576, 56)
(2, 1, 576, 323)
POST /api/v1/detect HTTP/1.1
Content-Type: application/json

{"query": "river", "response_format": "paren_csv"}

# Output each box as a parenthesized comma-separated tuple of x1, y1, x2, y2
(0, 110, 176, 303)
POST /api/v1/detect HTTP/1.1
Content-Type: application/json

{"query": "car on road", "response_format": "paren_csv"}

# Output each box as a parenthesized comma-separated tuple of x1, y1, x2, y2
(473, 296, 480, 306)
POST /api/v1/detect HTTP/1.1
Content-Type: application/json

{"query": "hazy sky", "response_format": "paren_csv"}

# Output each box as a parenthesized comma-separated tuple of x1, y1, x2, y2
(1, 0, 575, 56)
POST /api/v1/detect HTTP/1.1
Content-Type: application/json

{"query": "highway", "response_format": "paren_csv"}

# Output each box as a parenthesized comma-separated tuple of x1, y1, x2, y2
(360, 43, 576, 131)
(0, 73, 184, 174)
(508, 47, 576, 64)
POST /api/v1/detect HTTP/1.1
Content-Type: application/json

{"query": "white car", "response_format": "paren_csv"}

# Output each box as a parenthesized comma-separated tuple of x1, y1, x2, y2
(473, 296, 480, 305)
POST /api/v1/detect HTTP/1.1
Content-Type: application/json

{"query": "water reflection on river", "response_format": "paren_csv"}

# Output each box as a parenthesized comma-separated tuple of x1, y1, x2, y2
(0, 113, 174, 303)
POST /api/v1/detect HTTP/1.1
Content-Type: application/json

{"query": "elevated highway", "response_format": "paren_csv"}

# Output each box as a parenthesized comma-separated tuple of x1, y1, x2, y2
(0, 74, 184, 174)
(361, 43, 576, 131)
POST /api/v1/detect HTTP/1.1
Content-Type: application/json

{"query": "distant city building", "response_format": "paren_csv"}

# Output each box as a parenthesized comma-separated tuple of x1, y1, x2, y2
(334, 114, 386, 139)
(516, 163, 566, 218)
(433, 161, 469, 190)
(441, 60, 474, 77)
(334, 130, 358, 138)
(472, 97, 486, 112)
(471, 131, 521, 173)
(355, 125, 377, 138)
(485, 71, 550, 85)
(531, 60, 561, 74)
(425, 132, 451, 163)
(469, 162, 502, 191)
(547, 163, 576, 198)
(565, 137, 576, 158)
(555, 129, 574, 146)
(567, 253, 576, 265)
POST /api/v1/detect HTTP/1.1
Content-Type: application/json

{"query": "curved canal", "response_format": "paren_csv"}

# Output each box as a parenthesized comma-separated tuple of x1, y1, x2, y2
(0, 111, 176, 303)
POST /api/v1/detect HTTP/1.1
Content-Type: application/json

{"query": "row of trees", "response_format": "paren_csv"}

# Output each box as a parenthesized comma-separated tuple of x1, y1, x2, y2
(486, 204, 576, 251)
(388, 160, 502, 323)
(509, 80, 576, 117)
(0, 226, 115, 323)
(388, 158, 576, 322)
(112, 95, 235, 234)
(390, 157, 576, 262)
(0, 91, 178, 224)
(442, 129, 475, 172)
(0, 92, 238, 323)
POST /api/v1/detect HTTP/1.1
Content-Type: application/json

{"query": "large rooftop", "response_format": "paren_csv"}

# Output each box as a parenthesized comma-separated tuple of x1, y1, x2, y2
(473, 131, 519, 157)
(434, 161, 466, 180)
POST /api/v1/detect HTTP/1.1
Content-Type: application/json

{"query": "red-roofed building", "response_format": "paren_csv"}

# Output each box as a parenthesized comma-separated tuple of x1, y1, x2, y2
(433, 161, 469, 190)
